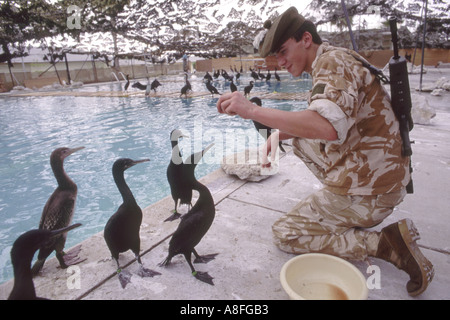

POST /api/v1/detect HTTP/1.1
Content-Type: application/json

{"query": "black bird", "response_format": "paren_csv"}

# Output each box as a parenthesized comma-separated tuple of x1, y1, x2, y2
(132, 81, 147, 90)
(124, 74, 130, 91)
(274, 68, 281, 82)
(203, 72, 213, 82)
(31, 147, 85, 276)
(266, 70, 271, 82)
(180, 74, 192, 98)
(258, 68, 266, 80)
(206, 79, 220, 96)
(250, 97, 286, 153)
(166, 129, 190, 222)
(150, 78, 162, 93)
(244, 81, 254, 97)
(250, 68, 259, 81)
(230, 79, 237, 93)
(9, 223, 81, 300)
(213, 69, 220, 79)
(159, 147, 217, 286)
(104, 158, 161, 289)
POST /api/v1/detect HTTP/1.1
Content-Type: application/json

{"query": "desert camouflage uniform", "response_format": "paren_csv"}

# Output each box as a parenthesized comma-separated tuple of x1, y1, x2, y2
(273, 42, 411, 260)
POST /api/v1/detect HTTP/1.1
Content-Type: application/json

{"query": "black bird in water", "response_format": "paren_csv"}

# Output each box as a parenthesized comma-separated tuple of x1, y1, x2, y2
(205, 79, 220, 96)
(203, 72, 213, 82)
(244, 81, 254, 97)
(250, 97, 286, 153)
(31, 147, 85, 276)
(166, 129, 190, 222)
(104, 158, 161, 289)
(9, 223, 81, 300)
(250, 68, 259, 81)
(159, 145, 217, 286)
(266, 70, 272, 82)
(180, 73, 192, 98)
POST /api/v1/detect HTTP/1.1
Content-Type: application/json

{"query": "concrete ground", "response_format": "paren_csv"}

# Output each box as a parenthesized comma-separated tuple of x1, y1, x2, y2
(1, 67, 449, 301)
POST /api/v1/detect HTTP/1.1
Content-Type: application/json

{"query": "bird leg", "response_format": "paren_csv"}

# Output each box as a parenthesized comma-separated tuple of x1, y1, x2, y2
(135, 254, 161, 278)
(164, 211, 181, 222)
(184, 252, 214, 286)
(114, 258, 132, 289)
(56, 245, 86, 269)
(193, 249, 218, 264)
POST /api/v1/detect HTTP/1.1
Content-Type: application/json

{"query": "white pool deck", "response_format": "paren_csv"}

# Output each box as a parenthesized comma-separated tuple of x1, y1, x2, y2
(1, 68, 449, 301)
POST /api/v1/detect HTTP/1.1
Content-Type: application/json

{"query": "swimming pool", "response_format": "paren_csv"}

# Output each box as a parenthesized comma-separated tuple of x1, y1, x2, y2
(0, 73, 310, 284)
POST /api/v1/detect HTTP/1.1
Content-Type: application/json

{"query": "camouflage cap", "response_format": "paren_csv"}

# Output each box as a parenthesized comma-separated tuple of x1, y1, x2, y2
(258, 7, 305, 58)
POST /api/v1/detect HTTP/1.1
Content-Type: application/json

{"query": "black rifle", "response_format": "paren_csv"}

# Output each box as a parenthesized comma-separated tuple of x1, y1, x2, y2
(389, 17, 414, 193)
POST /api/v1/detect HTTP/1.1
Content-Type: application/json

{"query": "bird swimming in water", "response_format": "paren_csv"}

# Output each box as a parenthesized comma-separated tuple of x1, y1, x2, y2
(250, 97, 286, 153)
(31, 147, 85, 277)
(205, 79, 220, 96)
(124, 74, 130, 91)
(9, 223, 81, 300)
(104, 158, 161, 289)
(230, 79, 237, 93)
(180, 73, 192, 98)
(150, 78, 161, 93)
(244, 81, 254, 97)
(159, 144, 217, 286)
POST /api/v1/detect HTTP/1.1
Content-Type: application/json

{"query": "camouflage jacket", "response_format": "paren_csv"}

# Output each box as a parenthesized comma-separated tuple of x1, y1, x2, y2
(292, 42, 410, 195)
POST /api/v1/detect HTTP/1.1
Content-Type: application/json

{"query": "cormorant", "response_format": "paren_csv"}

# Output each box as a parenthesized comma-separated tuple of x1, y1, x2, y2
(203, 72, 213, 82)
(159, 147, 217, 286)
(150, 79, 161, 93)
(104, 158, 161, 289)
(266, 70, 271, 82)
(250, 68, 259, 81)
(9, 223, 81, 300)
(31, 147, 85, 277)
(258, 68, 266, 80)
(244, 81, 254, 97)
(180, 73, 192, 98)
(250, 97, 286, 153)
(274, 68, 281, 82)
(206, 79, 220, 96)
(132, 82, 147, 90)
(230, 79, 237, 93)
(124, 74, 130, 91)
(166, 129, 190, 222)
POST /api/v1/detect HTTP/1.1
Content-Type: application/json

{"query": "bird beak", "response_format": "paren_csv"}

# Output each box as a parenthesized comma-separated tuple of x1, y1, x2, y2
(132, 159, 150, 165)
(203, 143, 215, 155)
(67, 146, 85, 156)
(49, 223, 82, 238)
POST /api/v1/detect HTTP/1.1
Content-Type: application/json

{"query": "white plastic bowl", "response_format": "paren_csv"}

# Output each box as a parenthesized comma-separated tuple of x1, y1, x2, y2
(280, 253, 369, 300)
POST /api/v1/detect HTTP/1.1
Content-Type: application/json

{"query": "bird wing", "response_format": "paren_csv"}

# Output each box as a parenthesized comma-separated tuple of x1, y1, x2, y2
(39, 188, 76, 230)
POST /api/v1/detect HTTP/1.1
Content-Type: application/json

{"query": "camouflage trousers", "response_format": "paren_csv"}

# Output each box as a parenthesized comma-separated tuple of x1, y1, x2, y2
(272, 188, 406, 260)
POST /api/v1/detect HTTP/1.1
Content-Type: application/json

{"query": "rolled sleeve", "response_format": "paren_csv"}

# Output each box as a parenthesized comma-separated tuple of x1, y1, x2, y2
(308, 98, 349, 144)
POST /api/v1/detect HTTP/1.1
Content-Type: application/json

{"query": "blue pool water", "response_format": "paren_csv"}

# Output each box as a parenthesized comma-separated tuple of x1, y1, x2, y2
(0, 74, 310, 284)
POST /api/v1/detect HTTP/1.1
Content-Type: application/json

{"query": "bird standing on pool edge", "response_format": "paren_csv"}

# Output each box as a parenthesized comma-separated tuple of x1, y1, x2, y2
(104, 158, 161, 289)
(9, 223, 81, 300)
(31, 146, 85, 277)
(160, 144, 217, 285)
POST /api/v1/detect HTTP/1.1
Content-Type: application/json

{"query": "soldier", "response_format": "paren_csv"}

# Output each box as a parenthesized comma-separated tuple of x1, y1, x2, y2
(216, 7, 434, 296)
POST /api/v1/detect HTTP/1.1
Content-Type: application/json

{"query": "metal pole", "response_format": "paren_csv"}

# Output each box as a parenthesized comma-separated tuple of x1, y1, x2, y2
(341, 0, 358, 52)
(419, 0, 428, 91)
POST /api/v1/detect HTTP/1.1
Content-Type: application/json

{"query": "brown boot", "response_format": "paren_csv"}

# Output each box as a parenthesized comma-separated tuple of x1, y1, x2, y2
(375, 218, 434, 296)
